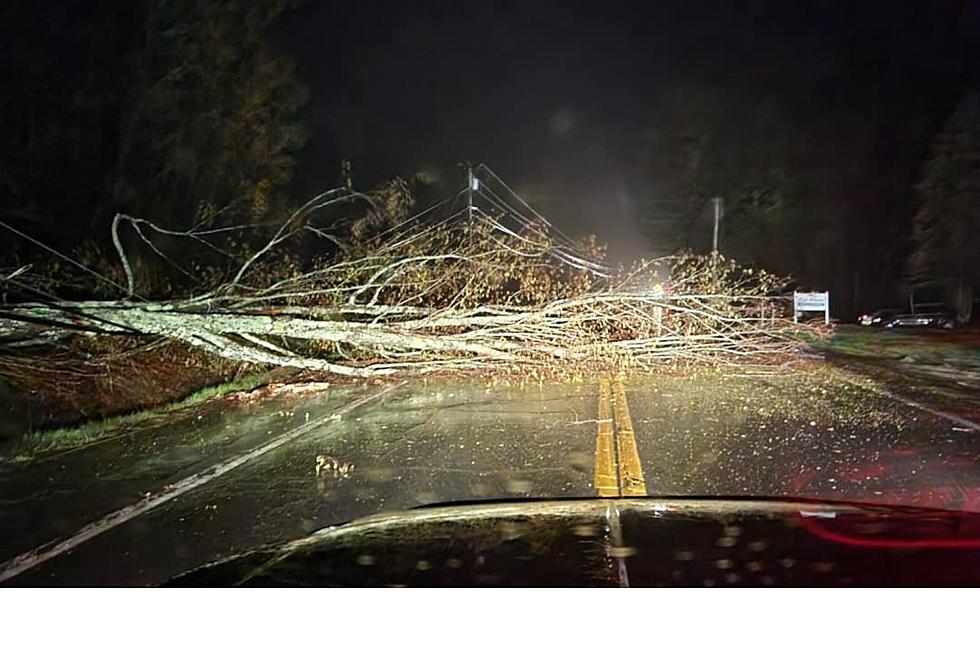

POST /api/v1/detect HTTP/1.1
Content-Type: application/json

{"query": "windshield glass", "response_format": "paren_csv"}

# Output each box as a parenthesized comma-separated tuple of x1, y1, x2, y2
(0, 0, 978, 587)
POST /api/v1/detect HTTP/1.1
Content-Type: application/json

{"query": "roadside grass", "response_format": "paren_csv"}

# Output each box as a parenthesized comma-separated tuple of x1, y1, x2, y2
(820, 327, 980, 370)
(9, 372, 276, 462)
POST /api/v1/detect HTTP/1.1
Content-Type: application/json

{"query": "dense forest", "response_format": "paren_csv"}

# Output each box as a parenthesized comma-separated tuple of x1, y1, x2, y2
(1, 0, 978, 312)
(1, 0, 308, 296)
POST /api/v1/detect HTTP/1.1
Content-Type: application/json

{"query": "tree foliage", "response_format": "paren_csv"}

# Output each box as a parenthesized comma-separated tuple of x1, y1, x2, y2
(0, 0, 308, 263)
(909, 91, 980, 286)
(116, 0, 308, 231)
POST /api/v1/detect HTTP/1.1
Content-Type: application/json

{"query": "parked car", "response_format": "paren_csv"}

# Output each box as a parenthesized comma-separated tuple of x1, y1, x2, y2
(883, 310, 956, 329)
(858, 308, 900, 326)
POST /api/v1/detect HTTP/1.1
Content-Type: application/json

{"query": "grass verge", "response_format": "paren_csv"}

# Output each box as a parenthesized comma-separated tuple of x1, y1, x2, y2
(8, 371, 277, 462)
(819, 326, 980, 369)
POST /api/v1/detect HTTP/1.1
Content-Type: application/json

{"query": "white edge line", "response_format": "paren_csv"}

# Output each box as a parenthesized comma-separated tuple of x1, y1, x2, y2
(841, 373, 979, 432)
(0, 381, 406, 584)
(878, 390, 980, 432)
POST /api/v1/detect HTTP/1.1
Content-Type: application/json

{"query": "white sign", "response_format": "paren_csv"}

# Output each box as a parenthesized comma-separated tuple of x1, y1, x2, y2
(794, 291, 830, 324)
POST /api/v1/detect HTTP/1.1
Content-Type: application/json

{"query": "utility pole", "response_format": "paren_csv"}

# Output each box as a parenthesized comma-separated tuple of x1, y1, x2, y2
(711, 196, 723, 254)
(465, 164, 476, 220)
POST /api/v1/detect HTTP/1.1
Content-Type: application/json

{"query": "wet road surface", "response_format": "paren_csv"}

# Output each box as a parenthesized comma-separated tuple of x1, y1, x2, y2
(1, 333, 978, 585)
(0, 378, 598, 585)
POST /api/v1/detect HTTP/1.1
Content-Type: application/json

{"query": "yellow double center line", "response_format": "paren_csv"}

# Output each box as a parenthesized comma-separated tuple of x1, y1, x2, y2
(594, 379, 618, 496)
(594, 376, 647, 497)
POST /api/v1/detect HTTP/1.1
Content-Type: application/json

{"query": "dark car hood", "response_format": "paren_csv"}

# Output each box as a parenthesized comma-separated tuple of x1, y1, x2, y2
(168, 497, 980, 587)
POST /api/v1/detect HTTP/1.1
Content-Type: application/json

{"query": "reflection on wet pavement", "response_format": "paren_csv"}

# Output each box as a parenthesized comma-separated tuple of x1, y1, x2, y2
(626, 366, 980, 511)
(1, 358, 979, 586)
(3, 378, 596, 585)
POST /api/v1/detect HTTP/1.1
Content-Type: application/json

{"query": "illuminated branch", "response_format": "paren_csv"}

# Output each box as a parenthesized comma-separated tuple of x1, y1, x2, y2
(1, 185, 826, 382)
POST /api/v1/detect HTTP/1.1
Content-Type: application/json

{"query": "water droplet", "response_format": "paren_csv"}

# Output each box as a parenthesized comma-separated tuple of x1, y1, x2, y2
(499, 521, 526, 540)
(506, 479, 533, 493)
(609, 546, 637, 559)
(365, 467, 395, 482)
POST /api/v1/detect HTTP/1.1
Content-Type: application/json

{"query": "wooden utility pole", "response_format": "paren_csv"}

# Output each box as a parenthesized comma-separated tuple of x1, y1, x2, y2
(466, 164, 476, 220)
(711, 196, 723, 254)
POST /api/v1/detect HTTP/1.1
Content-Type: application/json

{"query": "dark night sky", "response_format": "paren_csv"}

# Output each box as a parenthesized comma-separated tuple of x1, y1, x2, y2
(282, 0, 980, 269)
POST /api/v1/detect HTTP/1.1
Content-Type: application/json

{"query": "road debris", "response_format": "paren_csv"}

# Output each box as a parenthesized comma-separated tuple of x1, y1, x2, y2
(315, 454, 355, 479)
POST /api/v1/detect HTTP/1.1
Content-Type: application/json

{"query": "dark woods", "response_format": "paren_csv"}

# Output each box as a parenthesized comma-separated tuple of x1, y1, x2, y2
(1, 1, 309, 298)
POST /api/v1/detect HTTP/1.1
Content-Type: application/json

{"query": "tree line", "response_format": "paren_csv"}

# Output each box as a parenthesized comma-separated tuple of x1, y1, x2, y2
(1, 0, 307, 296)
(1, 1, 977, 318)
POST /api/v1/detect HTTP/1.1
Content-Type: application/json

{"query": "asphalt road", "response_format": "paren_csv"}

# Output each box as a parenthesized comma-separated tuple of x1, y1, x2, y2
(0, 328, 977, 586)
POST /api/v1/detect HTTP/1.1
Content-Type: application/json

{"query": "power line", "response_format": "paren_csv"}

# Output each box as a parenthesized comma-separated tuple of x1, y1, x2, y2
(0, 220, 145, 300)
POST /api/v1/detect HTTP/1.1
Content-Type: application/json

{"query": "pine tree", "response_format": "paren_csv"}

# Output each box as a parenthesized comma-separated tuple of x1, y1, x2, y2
(909, 92, 980, 289)
(1, 1, 309, 256)
(111, 0, 309, 231)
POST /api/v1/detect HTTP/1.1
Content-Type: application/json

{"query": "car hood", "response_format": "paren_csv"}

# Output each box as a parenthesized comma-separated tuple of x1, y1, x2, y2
(168, 497, 980, 587)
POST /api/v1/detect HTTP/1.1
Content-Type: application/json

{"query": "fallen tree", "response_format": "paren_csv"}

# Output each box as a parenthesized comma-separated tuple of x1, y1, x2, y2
(0, 166, 824, 381)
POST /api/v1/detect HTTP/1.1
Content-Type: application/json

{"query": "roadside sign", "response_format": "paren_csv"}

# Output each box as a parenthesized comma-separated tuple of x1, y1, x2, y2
(794, 291, 830, 324)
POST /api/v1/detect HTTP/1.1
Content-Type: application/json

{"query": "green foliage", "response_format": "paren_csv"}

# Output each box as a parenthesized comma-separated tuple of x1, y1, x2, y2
(0, 1, 309, 299)
(909, 92, 980, 286)
(118, 0, 309, 231)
